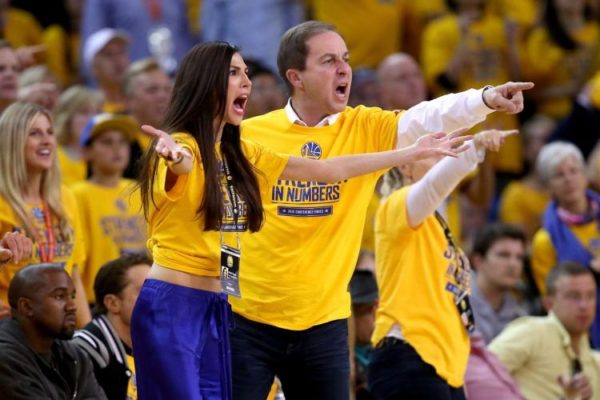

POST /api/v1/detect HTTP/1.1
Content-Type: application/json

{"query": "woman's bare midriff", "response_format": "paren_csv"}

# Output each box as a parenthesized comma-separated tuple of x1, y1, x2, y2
(148, 263, 221, 293)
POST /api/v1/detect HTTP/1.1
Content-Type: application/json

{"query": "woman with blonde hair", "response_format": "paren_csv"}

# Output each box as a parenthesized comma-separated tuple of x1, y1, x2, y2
(369, 128, 516, 399)
(53, 85, 102, 185)
(0, 102, 90, 325)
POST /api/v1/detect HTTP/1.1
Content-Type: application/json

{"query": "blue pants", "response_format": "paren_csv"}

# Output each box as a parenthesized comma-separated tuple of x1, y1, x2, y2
(131, 279, 232, 400)
(368, 338, 466, 400)
(230, 313, 350, 400)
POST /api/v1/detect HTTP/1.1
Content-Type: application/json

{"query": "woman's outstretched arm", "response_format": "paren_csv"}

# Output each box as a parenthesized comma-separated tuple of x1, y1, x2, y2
(280, 130, 470, 182)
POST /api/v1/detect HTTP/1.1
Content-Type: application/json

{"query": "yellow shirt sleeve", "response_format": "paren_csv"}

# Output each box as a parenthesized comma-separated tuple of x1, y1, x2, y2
(530, 228, 556, 295)
(241, 138, 290, 191)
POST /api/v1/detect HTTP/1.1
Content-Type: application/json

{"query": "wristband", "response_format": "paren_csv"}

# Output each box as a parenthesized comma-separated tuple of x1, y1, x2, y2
(482, 85, 495, 110)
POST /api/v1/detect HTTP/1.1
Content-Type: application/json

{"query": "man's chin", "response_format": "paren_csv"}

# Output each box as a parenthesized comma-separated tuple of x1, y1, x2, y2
(57, 328, 75, 340)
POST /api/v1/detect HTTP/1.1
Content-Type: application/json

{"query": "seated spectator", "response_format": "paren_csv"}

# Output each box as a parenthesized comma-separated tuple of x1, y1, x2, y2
(54, 85, 103, 186)
(349, 269, 378, 399)
(499, 114, 554, 243)
(18, 65, 60, 111)
(376, 52, 427, 110)
(531, 141, 600, 347)
(422, 0, 522, 174)
(123, 58, 172, 178)
(71, 113, 147, 304)
(349, 68, 379, 108)
(73, 254, 151, 400)
(0, 40, 19, 114)
(43, 0, 82, 86)
(523, 0, 600, 120)
(0, 263, 106, 399)
(549, 70, 600, 159)
(470, 223, 528, 344)
(490, 262, 600, 400)
(465, 331, 524, 400)
(83, 28, 130, 113)
(244, 59, 286, 118)
(0, 2, 44, 67)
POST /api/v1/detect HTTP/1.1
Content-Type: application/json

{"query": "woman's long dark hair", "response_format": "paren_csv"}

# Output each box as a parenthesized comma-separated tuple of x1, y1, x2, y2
(138, 42, 264, 232)
(544, 0, 583, 50)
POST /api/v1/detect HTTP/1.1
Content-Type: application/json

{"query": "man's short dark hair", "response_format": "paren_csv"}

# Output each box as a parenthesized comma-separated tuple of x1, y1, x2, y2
(8, 263, 65, 309)
(94, 253, 152, 315)
(545, 261, 593, 297)
(277, 20, 336, 94)
(471, 223, 526, 257)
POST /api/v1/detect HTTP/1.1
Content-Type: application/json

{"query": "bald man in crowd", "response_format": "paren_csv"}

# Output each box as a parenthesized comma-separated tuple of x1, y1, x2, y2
(377, 52, 427, 110)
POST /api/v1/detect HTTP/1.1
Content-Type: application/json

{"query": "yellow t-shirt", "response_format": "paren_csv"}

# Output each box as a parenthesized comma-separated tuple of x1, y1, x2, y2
(0, 187, 85, 303)
(400, 0, 448, 62)
(373, 186, 470, 388)
(360, 191, 381, 255)
(58, 146, 87, 187)
(531, 221, 600, 294)
(499, 180, 550, 238)
(146, 132, 288, 277)
(307, 0, 405, 69)
(126, 353, 137, 400)
(4, 8, 43, 49)
(524, 22, 600, 119)
(589, 70, 600, 109)
(43, 25, 80, 87)
(102, 101, 127, 114)
(71, 179, 147, 303)
(422, 13, 521, 173)
(233, 106, 399, 330)
(135, 130, 153, 153)
(488, 0, 540, 39)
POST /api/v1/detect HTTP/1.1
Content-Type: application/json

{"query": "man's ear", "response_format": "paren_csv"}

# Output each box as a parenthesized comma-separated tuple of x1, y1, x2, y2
(17, 297, 33, 317)
(471, 254, 484, 271)
(542, 295, 553, 313)
(81, 145, 93, 162)
(104, 294, 121, 314)
(285, 69, 303, 91)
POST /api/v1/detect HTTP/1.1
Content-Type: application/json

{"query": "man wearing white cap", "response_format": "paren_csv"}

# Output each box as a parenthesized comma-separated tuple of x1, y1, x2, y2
(83, 28, 131, 113)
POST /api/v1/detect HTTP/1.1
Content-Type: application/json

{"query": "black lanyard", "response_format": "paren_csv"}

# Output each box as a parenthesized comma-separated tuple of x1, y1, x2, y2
(434, 211, 471, 286)
(221, 158, 241, 249)
(222, 158, 239, 226)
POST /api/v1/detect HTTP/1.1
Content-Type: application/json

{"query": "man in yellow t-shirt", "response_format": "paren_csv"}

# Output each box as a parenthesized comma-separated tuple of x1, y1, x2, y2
(232, 20, 534, 400)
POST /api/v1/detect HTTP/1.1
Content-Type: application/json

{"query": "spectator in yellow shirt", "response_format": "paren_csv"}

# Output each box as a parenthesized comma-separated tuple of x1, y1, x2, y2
(0, 40, 19, 114)
(54, 85, 102, 186)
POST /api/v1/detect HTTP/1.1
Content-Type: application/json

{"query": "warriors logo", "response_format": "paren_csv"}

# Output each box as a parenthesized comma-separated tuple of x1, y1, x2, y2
(301, 142, 322, 160)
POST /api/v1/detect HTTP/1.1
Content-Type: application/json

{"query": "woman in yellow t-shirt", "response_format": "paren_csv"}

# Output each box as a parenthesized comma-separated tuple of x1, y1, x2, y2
(0, 102, 90, 326)
(369, 129, 515, 399)
(54, 86, 102, 186)
(524, 0, 600, 119)
(131, 41, 468, 400)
